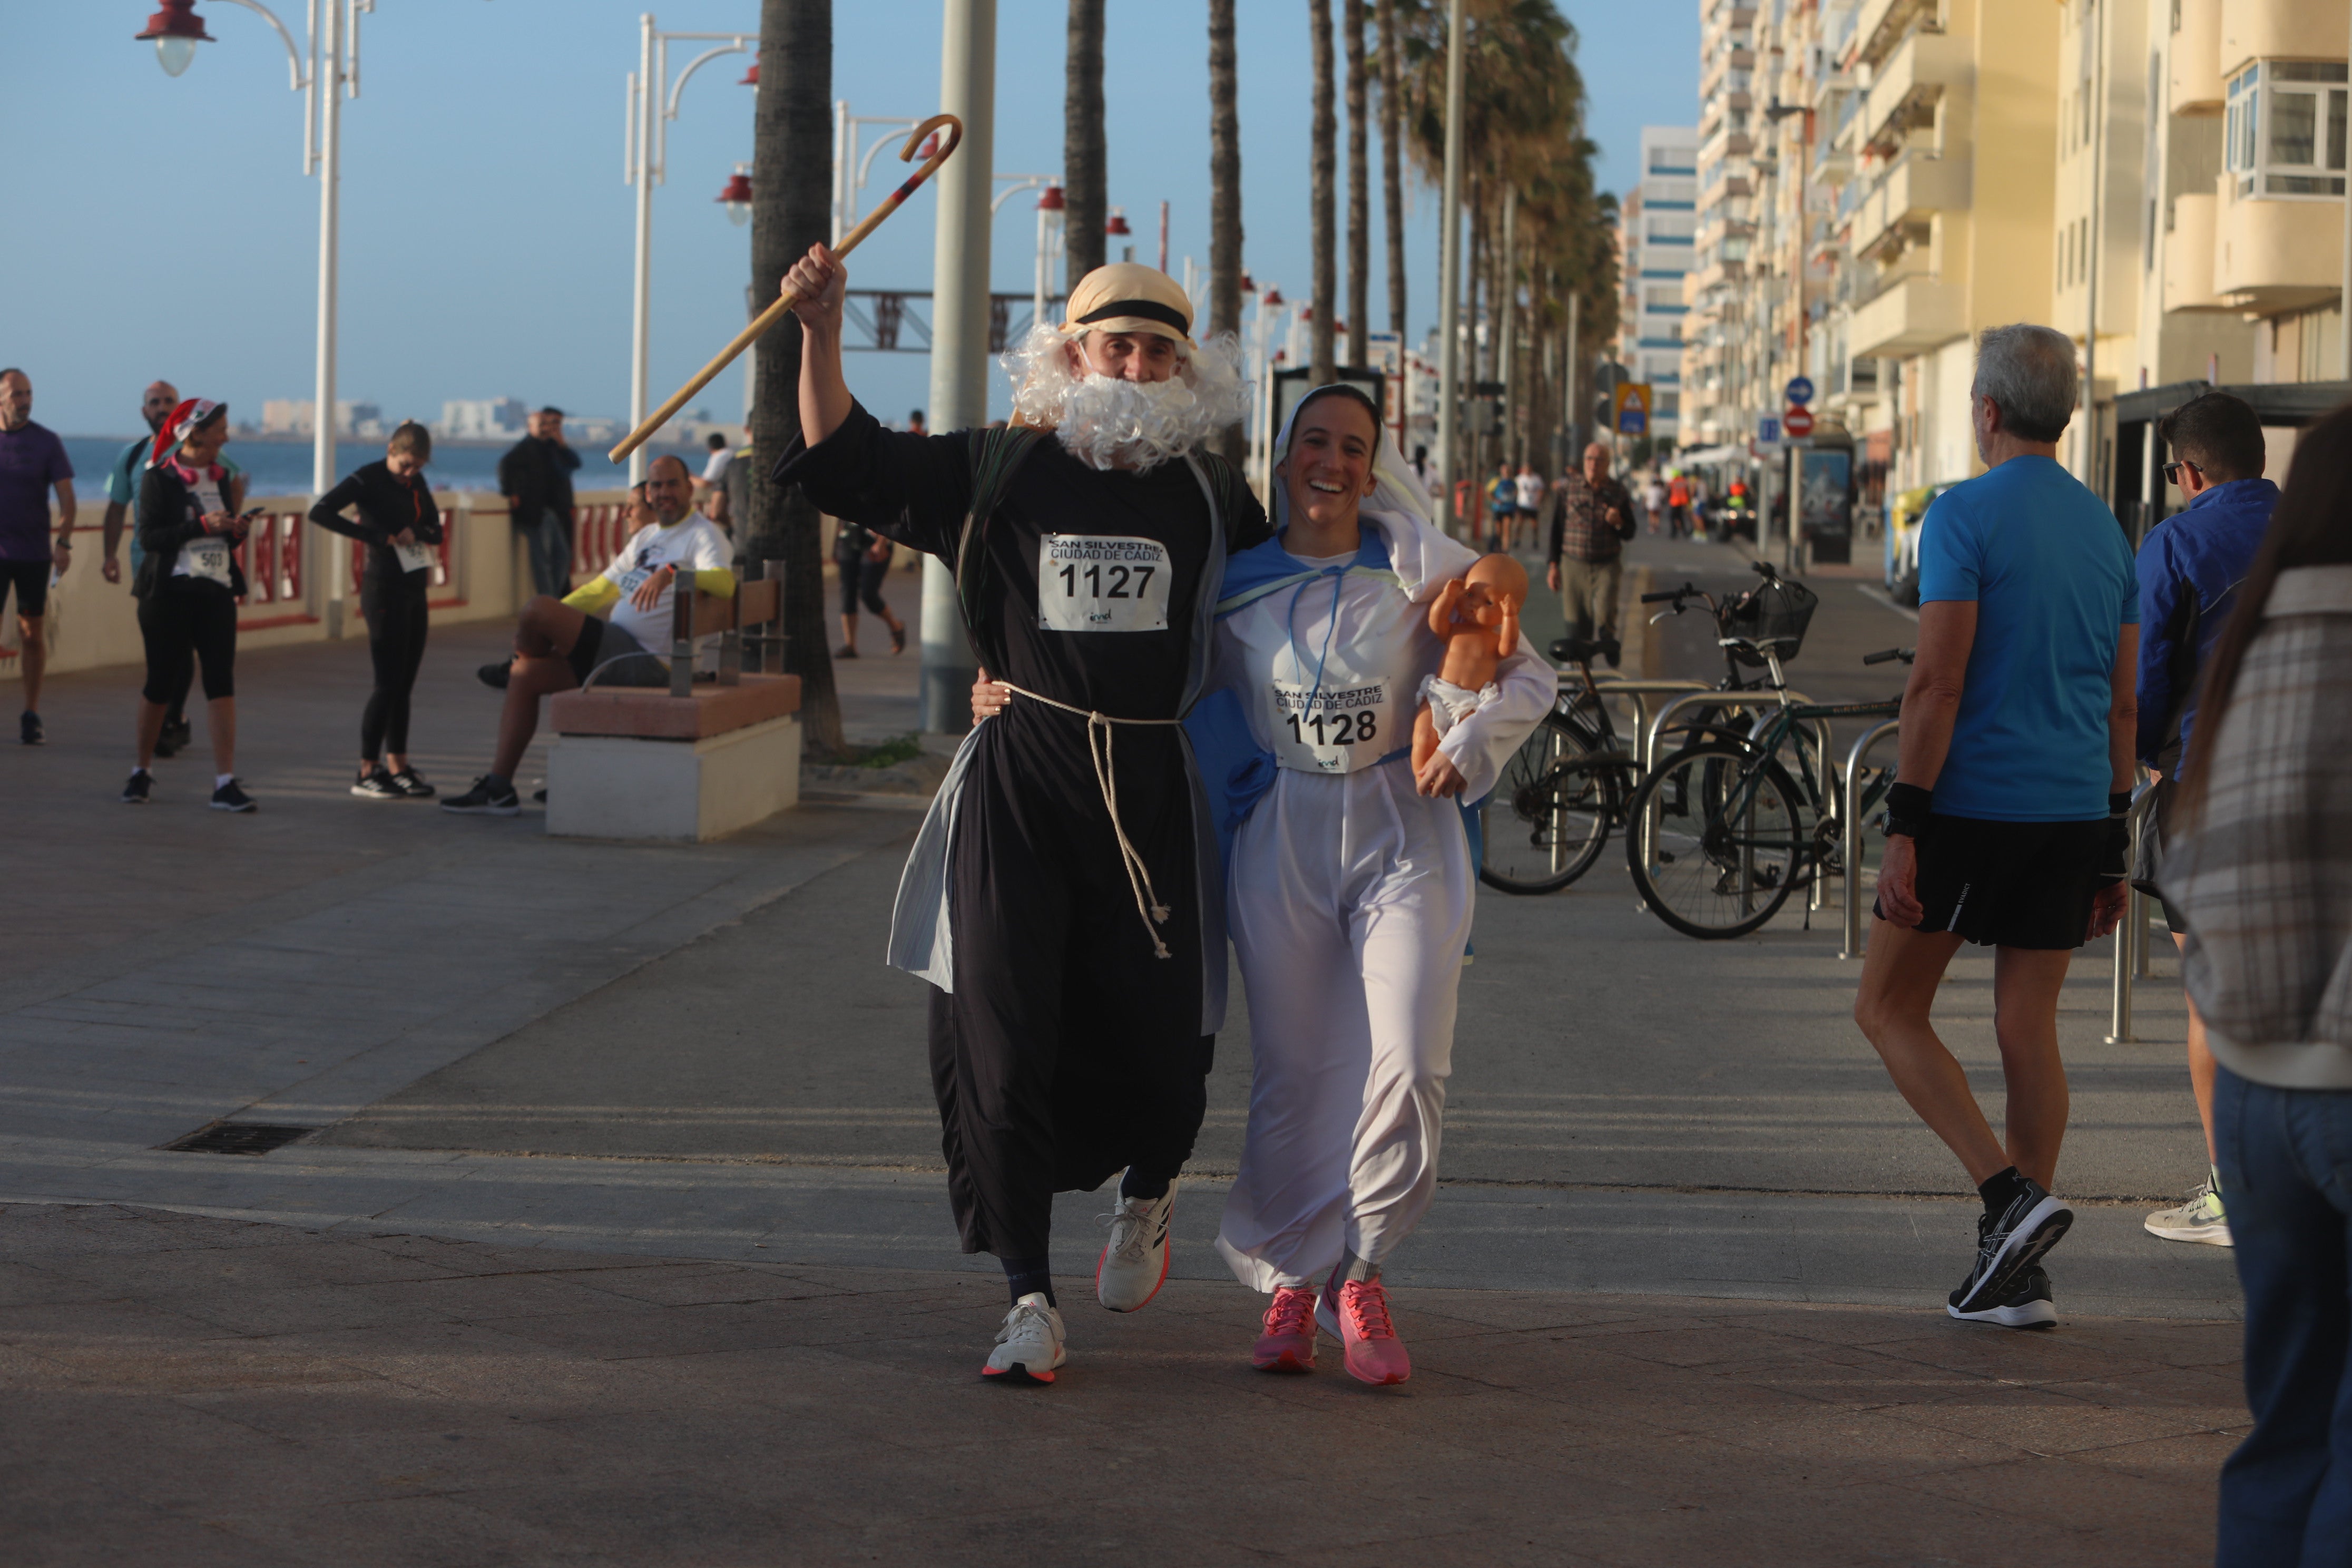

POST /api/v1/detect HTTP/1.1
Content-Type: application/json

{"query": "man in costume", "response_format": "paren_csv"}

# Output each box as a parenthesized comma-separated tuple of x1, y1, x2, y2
(774, 246, 1265, 1385)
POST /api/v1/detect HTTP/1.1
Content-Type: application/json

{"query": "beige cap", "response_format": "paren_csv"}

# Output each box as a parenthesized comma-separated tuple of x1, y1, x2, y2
(1059, 262, 1194, 345)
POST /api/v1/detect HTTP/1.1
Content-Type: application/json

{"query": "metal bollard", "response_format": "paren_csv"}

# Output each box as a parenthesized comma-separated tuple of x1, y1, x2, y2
(2104, 790, 2157, 1044)
(1838, 719, 1902, 960)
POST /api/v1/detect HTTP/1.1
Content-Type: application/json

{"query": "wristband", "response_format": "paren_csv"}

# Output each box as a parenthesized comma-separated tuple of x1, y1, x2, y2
(2108, 791, 2132, 819)
(1882, 781, 1934, 840)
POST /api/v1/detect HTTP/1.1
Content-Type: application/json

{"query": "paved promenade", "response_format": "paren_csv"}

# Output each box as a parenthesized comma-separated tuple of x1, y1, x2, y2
(0, 537, 2245, 1563)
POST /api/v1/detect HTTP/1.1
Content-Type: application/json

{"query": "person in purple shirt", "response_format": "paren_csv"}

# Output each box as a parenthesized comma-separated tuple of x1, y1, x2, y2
(0, 369, 77, 745)
(2134, 390, 2279, 1251)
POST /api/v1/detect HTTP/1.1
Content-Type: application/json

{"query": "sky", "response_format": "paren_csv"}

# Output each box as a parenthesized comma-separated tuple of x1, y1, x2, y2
(1, 1, 1698, 439)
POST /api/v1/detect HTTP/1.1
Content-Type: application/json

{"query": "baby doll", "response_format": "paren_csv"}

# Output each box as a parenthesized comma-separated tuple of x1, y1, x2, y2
(1412, 552, 1529, 776)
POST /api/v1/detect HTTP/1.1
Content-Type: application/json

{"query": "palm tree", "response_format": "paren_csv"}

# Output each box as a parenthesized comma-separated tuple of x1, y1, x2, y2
(1377, 0, 1406, 339)
(1309, 0, 1337, 384)
(1065, 0, 1106, 282)
(1344, 0, 1369, 367)
(1207, 0, 1246, 465)
(749, 0, 841, 753)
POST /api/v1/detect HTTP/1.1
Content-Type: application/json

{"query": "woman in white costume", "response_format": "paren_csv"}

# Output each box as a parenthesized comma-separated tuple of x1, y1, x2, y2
(1200, 386, 1549, 1384)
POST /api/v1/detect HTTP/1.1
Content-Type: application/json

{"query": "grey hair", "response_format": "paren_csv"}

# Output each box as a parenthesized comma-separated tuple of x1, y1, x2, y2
(1971, 324, 2077, 443)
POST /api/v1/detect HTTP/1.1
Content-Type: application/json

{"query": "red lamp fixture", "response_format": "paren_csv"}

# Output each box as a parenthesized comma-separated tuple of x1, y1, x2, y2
(1241, 273, 1257, 294)
(136, 0, 214, 77)
(1262, 287, 1285, 308)
(717, 168, 754, 226)
(739, 62, 759, 87)
(1036, 183, 1065, 212)
(1104, 207, 1132, 237)
(917, 134, 940, 159)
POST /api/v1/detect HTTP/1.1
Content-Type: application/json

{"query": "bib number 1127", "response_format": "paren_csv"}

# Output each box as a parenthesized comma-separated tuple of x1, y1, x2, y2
(1038, 534, 1172, 632)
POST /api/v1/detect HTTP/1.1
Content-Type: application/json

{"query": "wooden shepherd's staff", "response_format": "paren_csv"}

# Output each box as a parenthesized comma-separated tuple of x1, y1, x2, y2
(609, 112, 965, 464)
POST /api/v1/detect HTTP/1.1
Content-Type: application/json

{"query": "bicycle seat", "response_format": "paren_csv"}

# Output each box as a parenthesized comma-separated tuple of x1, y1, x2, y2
(1550, 635, 1620, 668)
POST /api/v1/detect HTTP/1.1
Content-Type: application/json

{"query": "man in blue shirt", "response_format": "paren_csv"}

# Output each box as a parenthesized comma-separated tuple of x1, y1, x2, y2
(2134, 390, 2277, 1251)
(1852, 324, 2140, 1330)
(0, 368, 77, 746)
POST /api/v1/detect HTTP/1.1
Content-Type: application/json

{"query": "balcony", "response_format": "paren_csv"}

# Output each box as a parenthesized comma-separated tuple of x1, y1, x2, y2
(2170, 0, 2223, 114)
(1853, 154, 1971, 261)
(1860, 28, 1973, 156)
(1848, 275, 1965, 358)
(1854, 0, 1941, 72)
(2163, 192, 2223, 311)
(2220, 0, 2351, 76)
(2214, 184, 2346, 314)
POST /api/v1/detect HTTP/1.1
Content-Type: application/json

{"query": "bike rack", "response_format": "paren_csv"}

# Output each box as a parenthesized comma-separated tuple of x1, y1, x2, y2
(2104, 786, 2161, 1044)
(1571, 676, 1712, 759)
(1638, 690, 1838, 912)
(1838, 719, 1902, 959)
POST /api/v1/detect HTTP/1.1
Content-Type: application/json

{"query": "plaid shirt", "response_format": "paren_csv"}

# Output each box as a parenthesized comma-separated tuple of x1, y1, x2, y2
(1547, 472, 1637, 564)
(2162, 565, 2352, 1085)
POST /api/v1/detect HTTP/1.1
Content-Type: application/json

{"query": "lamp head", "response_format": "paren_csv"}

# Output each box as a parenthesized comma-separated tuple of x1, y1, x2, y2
(136, 0, 213, 77)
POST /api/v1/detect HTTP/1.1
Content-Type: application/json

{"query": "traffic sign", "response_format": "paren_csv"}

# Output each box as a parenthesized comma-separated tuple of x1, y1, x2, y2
(1758, 416, 1781, 444)
(1613, 381, 1652, 436)
(1782, 405, 1816, 439)
(1784, 376, 1815, 407)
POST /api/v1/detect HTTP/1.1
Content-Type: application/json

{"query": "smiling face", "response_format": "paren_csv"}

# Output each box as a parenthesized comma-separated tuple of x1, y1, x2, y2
(1277, 393, 1380, 533)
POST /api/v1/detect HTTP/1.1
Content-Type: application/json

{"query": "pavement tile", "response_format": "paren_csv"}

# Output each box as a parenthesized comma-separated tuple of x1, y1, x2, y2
(561, 1262, 857, 1308)
(1883, 1380, 2235, 1456)
(161, 1270, 650, 1337)
(207, 1492, 575, 1568)
(26, 1234, 473, 1296)
(1901, 1449, 2219, 1548)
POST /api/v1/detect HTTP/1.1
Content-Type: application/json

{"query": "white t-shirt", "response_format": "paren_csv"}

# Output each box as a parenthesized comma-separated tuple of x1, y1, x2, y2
(171, 466, 234, 587)
(1513, 473, 1544, 512)
(601, 515, 734, 670)
(700, 448, 733, 485)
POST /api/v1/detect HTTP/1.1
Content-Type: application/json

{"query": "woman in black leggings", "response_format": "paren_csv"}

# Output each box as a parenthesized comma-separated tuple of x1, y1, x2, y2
(310, 422, 444, 798)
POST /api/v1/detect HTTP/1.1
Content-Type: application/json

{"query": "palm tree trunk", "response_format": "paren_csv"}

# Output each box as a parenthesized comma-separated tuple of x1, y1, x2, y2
(1064, 0, 1106, 282)
(1207, 0, 1246, 465)
(1342, 0, 1368, 369)
(1308, 0, 1336, 384)
(750, 0, 840, 753)
(1376, 0, 1405, 340)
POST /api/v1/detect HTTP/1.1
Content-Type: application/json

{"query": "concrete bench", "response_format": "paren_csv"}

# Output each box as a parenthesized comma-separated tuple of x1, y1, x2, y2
(545, 577, 802, 841)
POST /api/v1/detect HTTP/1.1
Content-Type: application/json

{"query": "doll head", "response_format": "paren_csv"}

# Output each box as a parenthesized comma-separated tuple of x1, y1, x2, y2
(1455, 553, 1528, 628)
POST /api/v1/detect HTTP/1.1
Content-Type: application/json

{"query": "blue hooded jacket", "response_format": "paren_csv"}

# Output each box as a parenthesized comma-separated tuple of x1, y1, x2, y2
(2134, 476, 2277, 772)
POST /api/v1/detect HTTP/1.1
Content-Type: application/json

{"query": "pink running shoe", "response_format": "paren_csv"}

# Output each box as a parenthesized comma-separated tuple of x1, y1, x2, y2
(1315, 1273, 1410, 1385)
(1252, 1286, 1318, 1373)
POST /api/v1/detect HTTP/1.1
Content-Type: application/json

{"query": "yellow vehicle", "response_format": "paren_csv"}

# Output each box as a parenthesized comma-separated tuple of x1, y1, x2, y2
(1882, 482, 1955, 606)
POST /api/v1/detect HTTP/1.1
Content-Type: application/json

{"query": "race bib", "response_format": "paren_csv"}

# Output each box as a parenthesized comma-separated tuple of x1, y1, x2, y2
(177, 537, 232, 587)
(1268, 678, 1396, 773)
(1037, 534, 1171, 632)
(393, 538, 437, 575)
(615, 566, 657, 597)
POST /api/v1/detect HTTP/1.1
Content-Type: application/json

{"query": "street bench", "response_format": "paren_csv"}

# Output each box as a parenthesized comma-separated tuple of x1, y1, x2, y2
(545, 577, 802, 841)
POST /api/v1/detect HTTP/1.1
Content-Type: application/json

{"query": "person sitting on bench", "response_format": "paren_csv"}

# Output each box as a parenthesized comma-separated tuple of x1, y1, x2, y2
(444, 454, 733, 816)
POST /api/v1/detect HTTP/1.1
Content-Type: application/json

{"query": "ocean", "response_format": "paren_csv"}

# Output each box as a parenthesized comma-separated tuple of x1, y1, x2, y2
(57, 435, 685, 499)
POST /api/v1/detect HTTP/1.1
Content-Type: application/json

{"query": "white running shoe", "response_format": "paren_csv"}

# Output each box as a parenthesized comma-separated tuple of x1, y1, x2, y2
(1095, 1179, 1175, 1312)
(2144, 1181, 2233, 1247)
(981, 1293, 1066, 1385)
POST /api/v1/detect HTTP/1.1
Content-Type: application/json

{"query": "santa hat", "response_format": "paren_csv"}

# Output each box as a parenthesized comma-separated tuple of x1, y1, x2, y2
(148, 398, 224, 469)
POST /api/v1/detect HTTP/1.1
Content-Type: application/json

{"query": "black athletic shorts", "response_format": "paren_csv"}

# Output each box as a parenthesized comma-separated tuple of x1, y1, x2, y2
(0, 559, 50, 619)
(1874, 814, 2108, 950)
(565, 615, 668, 689)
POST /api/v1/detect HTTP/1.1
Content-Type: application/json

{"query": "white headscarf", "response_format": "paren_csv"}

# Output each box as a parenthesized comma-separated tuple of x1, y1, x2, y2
(1270, 386, 1475, 603)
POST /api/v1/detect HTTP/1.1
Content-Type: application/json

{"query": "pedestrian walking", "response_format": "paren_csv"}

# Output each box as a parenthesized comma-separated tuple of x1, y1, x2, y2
(777, 247, 1266, 1385)
(2156, 408, 2352, 1567)
(124, 399, 254, 811)
(309, 422, 445, 800)
(1644, 472, 1669, 537)
(497, 407, 581, 599)
(830, 514, 905, 658)
(1851, 325, 2139, 1329)
(2134, 390, 2277, 1250)
(1544, 440, 1636, 662)
(101, 380, 209, 759)
(0, 369, 77, 746)
(1667, 472, 1693, 539)
(697, 430, 732, 497)
(1484, 462, 1515, 553)
(1512, 462, 1544, 552)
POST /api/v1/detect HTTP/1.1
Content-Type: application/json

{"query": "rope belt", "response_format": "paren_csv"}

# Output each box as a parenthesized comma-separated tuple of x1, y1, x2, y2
(997, 682, 1181, 960)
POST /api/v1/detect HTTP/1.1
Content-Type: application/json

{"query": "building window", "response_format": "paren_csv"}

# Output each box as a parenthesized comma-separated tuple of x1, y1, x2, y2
(2227, 62, 2349, 198)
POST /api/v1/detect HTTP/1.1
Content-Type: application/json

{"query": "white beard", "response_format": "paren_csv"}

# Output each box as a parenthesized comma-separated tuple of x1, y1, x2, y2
(1002, 328, 1250, 473)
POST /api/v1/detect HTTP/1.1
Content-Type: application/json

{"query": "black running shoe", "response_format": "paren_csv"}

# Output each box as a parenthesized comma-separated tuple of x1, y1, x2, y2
(1950, 1263, 2057, 1329)
(122, 770, 152, 805)
(532, 787, 547, 803)
(834, 644, 859, 659)
(477, 661, 512, 690)
(351, 768, 404, 800)
(20, 711, 43, 746)
(442, 775, 521, 816)
(210, 778, 257, 813)
(154, 717, 191, 758)
(1948, 1179, 2073, 1318)
(388, 768, 436, 799)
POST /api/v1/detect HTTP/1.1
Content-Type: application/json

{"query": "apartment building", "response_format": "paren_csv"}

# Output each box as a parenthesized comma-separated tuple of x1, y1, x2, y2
(1618, 126, 1702, 447)
(1684, 0, 1760, 448)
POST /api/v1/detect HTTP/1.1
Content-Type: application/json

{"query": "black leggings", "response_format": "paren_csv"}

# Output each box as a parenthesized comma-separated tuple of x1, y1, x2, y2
(837, 553, 890, 617)
(138, 586, 237, 704)
(360, 568, 430, 760)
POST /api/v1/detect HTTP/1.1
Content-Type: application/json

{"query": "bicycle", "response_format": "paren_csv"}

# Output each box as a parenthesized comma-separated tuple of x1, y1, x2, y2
(1477, 562, 1809, 896)
(1623, 641, 1915, 939)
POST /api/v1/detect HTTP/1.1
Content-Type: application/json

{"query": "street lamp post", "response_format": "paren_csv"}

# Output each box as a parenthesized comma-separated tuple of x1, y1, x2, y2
(136, 0, 416, 635)
(623, 15, 755, 485)
(1434, 0, 1467, 538)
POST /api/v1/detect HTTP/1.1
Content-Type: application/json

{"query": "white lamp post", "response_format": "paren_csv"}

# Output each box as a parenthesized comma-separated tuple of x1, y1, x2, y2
(623, 16, 755, 484)
(136, 0, 440, 636)
(987, 174, 1066, 333)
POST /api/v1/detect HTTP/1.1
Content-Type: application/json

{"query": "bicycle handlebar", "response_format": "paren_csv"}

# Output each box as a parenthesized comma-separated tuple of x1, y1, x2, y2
(1861, 646, 1917, 667)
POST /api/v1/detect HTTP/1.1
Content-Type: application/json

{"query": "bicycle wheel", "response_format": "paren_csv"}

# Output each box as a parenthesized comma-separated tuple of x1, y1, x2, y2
(1625, 741, 1808, 938)
(1477, 712, 1602, 896)
(1478, 753, 1625, 894)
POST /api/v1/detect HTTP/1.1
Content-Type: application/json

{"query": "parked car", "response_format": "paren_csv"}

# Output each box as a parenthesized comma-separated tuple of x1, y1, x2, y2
(1881, 482, 1955, 606)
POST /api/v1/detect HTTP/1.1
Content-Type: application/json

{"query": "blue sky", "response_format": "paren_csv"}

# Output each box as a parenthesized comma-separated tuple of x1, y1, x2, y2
(2, 1, 1696, 437)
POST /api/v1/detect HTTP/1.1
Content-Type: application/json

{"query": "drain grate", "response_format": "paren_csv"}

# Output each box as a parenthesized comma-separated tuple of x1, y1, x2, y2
(160, 1122, 316, 1156)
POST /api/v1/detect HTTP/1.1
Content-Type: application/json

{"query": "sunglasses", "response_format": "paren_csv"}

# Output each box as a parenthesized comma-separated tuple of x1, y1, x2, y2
(2161, 459, 2202, 485)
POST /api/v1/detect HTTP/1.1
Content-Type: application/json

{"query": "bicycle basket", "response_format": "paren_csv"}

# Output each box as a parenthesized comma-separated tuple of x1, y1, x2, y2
(1716, 576, 1819, 667)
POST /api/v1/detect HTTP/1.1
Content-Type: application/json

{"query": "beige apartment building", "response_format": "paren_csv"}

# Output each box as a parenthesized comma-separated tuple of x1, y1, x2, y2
(1683, 0, 2349, 550)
